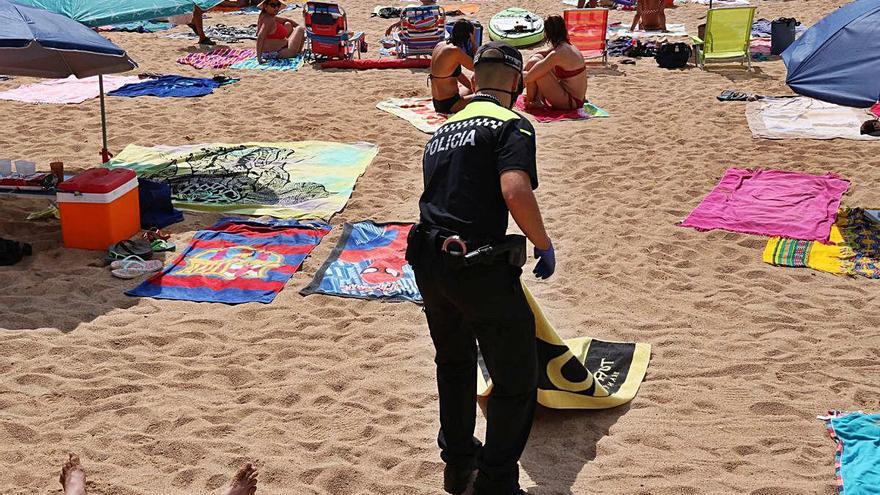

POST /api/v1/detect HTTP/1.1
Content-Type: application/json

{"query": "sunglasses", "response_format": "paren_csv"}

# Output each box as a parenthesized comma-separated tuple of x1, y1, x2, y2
(265, 2, 282, 8)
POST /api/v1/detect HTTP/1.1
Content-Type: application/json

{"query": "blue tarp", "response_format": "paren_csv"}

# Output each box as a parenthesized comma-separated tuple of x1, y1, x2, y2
(782, 0, 880, 108)
(11, 0, 222, 27)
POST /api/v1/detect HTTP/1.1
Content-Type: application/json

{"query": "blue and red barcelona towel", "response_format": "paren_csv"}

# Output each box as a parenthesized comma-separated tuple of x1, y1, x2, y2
(128, 217, 330, 304)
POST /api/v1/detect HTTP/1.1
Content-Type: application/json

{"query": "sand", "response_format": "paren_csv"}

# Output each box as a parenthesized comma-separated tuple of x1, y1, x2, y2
(1, 0, 879, 493)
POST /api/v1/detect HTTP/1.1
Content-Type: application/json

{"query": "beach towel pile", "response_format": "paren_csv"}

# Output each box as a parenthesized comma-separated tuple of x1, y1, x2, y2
(0, 75, 142, 104)
(105, 141, 378, 220)
(515, 96, 609, 123)
(108, 75, 238, 98)
(302, 221, 421, 302)
(764, 208, 880, 278)
(479, 283, 651, 409)
(746, 97, 880, 141)
(376, 98, 448, 133)
(821, 411, 880, 495)
(165, 24, 258, 43)
(127, 217, 330, 304)
(682, 168, 850, 242)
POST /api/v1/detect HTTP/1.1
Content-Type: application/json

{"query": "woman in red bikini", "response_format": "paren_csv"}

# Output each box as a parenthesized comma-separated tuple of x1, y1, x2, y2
(256, 0, 306, 64)
(522, 15, 588, 111)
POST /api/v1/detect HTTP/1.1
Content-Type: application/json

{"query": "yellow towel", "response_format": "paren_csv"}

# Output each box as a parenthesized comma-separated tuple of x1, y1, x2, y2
(763, 223, 853, 276)
(477, 283, 652, 410)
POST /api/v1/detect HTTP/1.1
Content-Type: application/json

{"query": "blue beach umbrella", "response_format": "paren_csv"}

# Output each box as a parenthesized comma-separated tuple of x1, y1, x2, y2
(782, 0, 880, 108)
(10, 0, 223, 27)
(0, 0, 138, 161)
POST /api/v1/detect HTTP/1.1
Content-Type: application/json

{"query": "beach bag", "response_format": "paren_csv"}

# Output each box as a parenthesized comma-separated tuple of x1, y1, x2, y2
(655, 42, 691, 69)
(138, 178, 183, 229)
(0, 237, 32, 266)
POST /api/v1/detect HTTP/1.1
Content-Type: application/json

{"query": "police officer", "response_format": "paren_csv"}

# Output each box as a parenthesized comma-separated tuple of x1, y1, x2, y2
(406, 41, 556, 495)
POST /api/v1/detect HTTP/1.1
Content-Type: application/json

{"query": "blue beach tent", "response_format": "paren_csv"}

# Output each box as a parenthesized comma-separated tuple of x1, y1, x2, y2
(10, 0, 222, 27)
(782, 0, 880, 108)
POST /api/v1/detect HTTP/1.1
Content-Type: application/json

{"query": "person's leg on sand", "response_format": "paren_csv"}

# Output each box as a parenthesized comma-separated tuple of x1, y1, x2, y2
(190, 7, 215, 45)
(534, 74, 579, 110)
(277, 26, 306, 58)
(59, 453, 87, 495)
(221, 463, 258, 495)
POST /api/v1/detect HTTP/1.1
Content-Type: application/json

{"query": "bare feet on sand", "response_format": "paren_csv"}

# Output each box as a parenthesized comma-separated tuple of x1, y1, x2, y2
(222, 463, 258, 495)
(59, 453, 87, 495)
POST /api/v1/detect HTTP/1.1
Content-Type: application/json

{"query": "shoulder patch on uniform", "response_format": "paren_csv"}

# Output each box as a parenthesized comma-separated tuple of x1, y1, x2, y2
(443, 101, 520, 125)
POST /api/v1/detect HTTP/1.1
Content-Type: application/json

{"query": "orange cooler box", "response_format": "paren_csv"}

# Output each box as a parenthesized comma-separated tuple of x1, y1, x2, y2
(57, 169, 140, 251)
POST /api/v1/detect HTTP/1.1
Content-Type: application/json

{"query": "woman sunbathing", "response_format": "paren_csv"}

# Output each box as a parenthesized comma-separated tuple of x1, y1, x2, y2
(523, 15, 588, 111)
(256, 0, 306, 64)
(428, 19, 476, 114)
(630, 0, 667, 32)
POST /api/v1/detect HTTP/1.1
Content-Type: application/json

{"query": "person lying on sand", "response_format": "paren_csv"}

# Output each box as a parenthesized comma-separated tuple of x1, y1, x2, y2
(523, 15, 588, 111)
(384, 0, 438, 36)
(630, 0, 667, 32)
(60, 453, 258, 495)
(257, 0, 306, 63)
(429, 19, 476, 114)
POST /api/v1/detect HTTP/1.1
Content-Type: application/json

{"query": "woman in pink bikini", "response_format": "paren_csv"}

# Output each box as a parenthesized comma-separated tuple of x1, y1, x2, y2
(256, 0, 306, 64)
(522, 15, 588, 110)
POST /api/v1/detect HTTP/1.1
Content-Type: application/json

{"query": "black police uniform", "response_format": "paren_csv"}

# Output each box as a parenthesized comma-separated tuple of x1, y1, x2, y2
(407, 95, 539, 495)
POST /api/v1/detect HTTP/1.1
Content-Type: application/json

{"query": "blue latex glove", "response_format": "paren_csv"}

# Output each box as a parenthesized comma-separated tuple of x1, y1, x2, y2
(533, 241, 555, 279)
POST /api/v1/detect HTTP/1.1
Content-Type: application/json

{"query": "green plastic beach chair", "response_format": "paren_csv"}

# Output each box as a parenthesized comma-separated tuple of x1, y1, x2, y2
(692, 6, 756, 70)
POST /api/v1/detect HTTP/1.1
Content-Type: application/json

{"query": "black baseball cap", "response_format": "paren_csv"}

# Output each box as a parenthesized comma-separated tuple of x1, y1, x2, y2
(474, 41, 524, 72)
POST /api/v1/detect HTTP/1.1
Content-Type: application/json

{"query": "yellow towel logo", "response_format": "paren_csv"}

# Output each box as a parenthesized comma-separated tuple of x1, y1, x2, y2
(178, 247, 283, 280)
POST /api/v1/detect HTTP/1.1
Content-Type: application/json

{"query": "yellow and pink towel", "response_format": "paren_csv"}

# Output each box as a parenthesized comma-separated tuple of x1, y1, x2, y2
(763, 208, 880, 279)
(376, 97, 448, 133)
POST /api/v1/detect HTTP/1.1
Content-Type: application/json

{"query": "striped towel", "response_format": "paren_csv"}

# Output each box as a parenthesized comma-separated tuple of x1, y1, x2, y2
(230, 55, 305, 71)
(177, 48, 256, 69)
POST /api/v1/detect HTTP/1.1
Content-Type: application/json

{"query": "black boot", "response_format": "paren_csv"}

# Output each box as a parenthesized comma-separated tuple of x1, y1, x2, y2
(443, 465, 476, 494)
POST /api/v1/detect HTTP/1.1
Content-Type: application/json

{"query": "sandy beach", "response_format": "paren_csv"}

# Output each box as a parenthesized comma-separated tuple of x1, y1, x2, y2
(1, 0, 878, 493)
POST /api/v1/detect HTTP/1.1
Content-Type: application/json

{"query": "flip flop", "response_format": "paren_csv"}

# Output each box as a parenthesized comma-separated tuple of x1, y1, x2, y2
(110, 257, 163, 279)
(150, 239, 176, 252)
(110, 256, 163, 272)
(107, 239, 153, 263)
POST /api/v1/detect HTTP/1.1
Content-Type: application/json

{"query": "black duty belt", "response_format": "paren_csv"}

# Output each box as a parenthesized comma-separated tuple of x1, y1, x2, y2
(410, 224, 526, 268)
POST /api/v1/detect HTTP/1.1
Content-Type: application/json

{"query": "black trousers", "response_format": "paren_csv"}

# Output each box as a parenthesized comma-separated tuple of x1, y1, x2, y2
(410, 242, 538, 495)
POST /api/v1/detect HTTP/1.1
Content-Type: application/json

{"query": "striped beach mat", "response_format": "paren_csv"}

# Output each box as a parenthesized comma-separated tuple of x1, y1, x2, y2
(177, 48, 255, 69)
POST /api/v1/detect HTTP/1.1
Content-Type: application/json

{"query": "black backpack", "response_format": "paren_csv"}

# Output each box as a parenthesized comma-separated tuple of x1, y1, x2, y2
(655, 42, 692, 69)
(0, 237, 32, 266)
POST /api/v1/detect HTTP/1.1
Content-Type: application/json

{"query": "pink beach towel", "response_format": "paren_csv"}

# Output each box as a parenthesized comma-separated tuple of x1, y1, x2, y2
(177, 48, 255, 69)
(0, 75, 142, 104)
(514, 96, 610, 123)
(681, 168, 850, 242)
(870, 102, 880, 118)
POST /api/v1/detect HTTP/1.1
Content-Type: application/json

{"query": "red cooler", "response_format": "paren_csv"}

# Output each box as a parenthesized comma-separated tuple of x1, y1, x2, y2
(57, 169, 140, 251)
